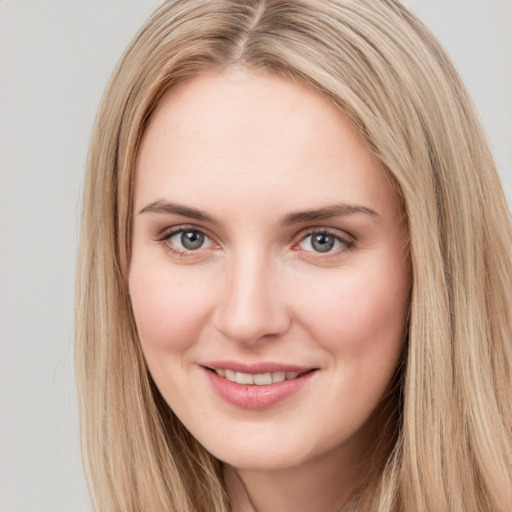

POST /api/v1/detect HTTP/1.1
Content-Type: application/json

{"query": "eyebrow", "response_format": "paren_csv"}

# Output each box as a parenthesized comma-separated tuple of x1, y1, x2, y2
(139, 200, 218, 224)
(139, 200, 379, 225)
(279, 204, 379, 225)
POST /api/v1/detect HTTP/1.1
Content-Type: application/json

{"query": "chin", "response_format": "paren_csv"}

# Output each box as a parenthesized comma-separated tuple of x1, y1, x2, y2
(198, 431, 328, 472)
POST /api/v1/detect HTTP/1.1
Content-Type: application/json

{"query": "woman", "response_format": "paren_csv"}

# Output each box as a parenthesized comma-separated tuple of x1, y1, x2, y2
(75, 0, 512, 510)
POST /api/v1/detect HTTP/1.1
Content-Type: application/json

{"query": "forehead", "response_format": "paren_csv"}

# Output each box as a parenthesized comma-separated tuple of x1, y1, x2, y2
(134, 67, 399, 222)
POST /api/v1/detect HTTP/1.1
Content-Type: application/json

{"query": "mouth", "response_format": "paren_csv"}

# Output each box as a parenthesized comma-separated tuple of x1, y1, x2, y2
(202, 362, 317, 409)
(206, 367, 311, 385)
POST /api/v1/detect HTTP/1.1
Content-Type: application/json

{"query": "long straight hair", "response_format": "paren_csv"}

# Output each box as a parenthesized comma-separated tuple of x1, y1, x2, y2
(76, 1, 512, 510)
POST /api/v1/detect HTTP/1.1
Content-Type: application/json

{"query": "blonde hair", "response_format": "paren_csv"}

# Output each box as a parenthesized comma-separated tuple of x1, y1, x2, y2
(76, 1, 512, 510)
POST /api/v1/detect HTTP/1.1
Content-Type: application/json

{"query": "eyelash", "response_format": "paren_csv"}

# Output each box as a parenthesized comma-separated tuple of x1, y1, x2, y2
(156, 225, 355, 258)
(156, 225, 217, 258)
(297, 228, 355, 256)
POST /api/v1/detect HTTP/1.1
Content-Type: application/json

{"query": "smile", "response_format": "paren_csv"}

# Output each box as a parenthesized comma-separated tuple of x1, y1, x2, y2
(213, 369, 301, 385)
(202, 363, 317, 409)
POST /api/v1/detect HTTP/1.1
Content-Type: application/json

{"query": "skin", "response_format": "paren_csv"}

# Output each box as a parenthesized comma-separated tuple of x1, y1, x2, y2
(129, 67, 411, 512)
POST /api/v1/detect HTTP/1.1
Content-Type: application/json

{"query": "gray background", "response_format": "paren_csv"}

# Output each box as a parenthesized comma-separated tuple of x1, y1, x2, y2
(0, 1, 510, 511)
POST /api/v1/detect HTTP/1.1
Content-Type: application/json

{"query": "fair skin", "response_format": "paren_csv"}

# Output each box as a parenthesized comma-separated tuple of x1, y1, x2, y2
(129, 67, 410, 512)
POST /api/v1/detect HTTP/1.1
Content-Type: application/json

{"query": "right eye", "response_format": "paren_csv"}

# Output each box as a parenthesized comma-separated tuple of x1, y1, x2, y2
(159, 227, 216, 256)
(171, 229, 207, 250)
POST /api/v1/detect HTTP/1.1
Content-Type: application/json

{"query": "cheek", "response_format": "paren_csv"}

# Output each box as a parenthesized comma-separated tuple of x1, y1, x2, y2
(128, 262, 213, 354)
(293, 261, 410, 360)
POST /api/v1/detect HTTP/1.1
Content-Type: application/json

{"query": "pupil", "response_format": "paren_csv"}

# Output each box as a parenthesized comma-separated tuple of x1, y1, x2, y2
(181, 231, 204, 250)
(312, 233, 334, 253)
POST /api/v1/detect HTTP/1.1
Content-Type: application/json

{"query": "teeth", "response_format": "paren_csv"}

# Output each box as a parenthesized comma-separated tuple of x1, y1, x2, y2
(272, 371, 286, 383)
(215, 369, 302, 385)
(235, 372, 254, 385)
(254, 373, 272, 385)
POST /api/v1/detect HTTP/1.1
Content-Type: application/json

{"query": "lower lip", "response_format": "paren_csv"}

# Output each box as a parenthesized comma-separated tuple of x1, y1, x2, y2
(204, 368, 316, 410)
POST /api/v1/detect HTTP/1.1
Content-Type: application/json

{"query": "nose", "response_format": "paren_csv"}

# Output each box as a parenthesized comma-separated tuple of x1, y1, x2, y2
(213, 251, 291, 345)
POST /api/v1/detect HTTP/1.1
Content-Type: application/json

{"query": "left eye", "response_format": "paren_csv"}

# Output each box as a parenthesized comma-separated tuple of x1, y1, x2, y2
(168, 229, 212, 251)
(298, 231, 350, 253)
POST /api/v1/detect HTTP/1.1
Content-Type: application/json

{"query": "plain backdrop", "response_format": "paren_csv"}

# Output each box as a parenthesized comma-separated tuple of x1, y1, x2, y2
(0, 1, 510, 511)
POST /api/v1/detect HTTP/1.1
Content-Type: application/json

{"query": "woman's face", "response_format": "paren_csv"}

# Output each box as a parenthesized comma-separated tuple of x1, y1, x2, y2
(129, 68, 410, 471)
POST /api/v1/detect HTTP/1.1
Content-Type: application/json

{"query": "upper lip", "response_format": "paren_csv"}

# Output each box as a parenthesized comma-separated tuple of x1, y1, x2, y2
(202, 361, 316, 374)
